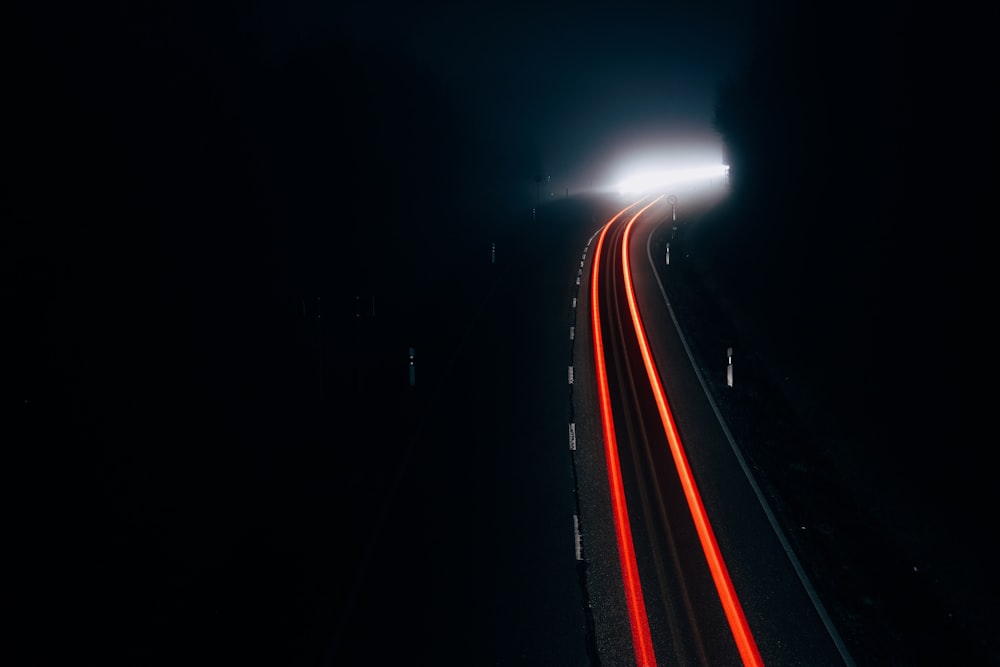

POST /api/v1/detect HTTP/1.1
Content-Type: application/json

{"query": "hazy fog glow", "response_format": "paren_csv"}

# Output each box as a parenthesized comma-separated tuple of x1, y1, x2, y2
(616, 165, 729, 194)
(595, 138, 728, 197)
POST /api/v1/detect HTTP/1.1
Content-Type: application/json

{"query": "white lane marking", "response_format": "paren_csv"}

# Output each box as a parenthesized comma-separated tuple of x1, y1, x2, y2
(569, 422, 577, 451)
(574, 514, 583, 561)
(568, 366, 574, 384)
(572, 297, 577, 309)
(570, 326, 575, 341)
(576, 276, 580, 285)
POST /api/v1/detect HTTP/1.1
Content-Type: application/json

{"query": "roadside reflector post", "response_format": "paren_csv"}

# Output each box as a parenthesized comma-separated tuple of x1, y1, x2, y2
(665, 243, 671, 265)
(409, 347, 415, 387)
(727, 346, 734, 387)
(491, 242, 496, 264)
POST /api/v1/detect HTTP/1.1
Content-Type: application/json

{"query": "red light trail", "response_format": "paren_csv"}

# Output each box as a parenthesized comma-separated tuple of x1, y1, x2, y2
(621, 203, 764, 667)
(591, 203, 658, 667)
(591, 198, 764, 666)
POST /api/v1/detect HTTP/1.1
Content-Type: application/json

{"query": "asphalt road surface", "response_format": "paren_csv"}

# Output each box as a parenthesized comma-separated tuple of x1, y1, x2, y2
(570, 194, 850, 666)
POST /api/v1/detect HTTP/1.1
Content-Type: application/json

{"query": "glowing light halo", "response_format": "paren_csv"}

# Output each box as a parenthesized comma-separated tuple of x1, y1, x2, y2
(616, 164, 729, 195)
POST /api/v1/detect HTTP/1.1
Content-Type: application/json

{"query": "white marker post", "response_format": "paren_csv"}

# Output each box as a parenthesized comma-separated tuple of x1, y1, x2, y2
(666, 243, 671, 265)
(726, 346, 733, 387)
(409, 347, 415, 387)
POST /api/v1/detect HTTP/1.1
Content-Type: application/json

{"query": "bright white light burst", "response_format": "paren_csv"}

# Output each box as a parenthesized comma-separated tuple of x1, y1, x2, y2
(616, 164, 729, 195)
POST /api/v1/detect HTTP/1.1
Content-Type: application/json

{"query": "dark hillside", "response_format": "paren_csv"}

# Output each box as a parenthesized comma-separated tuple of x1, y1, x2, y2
(690, 1, 995, 657)
(9, 3, 519, 663)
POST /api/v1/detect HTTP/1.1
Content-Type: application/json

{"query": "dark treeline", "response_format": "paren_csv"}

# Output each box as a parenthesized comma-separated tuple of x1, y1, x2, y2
(703, 0, 989, 470)
(707, 2, 911, 391)
(10, 2, 521, 664)
(698, 0, 994, 658)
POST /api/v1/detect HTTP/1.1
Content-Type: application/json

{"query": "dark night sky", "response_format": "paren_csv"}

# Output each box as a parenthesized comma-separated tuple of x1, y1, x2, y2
(247, 0, 780, 192)
(8, 0, 985, 215)
(368, 0, 774, 186)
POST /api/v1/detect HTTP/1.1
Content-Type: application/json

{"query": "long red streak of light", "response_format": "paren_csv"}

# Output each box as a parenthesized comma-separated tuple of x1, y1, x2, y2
(591, 202, 657, 667)
(621, 203, 765, 667)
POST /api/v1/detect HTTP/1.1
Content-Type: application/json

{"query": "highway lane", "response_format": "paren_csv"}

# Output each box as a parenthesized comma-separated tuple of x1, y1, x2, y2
(578, 197, 851, 665)
(607, 199, 741, 665)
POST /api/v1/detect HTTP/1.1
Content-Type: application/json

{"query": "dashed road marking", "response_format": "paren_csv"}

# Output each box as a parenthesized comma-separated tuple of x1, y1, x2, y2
(574, 514, 583, 561)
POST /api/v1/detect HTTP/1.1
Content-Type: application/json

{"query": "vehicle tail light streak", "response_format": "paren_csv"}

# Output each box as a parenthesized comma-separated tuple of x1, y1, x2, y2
(592, 200, 764, 667)
(591, 203, 658, 667)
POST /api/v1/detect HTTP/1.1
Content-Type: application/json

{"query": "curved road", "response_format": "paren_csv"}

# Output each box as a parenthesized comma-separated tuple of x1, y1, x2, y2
(575, 196, 852, 666)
